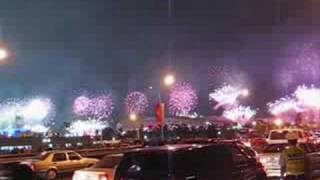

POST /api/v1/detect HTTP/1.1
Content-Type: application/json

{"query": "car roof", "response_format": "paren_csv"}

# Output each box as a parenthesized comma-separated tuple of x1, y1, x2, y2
(270, 129, 303, 132)
(134, 144, 197, 152)
(127, 143, 229, 155)
(44, 150, 77, 154)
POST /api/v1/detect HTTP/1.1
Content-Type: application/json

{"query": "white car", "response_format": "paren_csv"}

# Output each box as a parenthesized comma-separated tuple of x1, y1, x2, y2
(73, 154, 123, 180)
(266, 129, 307, 145)
(259, 143, 316, 177)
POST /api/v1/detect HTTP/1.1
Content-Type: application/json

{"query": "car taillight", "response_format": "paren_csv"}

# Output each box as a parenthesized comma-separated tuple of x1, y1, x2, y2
(99, 174, 108, 180)
(29, 163, 35, 171)
(21, 162, 35, 171)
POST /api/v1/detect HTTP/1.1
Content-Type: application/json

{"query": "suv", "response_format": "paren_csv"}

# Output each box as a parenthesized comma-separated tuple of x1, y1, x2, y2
(266, 129, 307, 145)
(113, 144, 266, 180)
(21, 150, 98, 179)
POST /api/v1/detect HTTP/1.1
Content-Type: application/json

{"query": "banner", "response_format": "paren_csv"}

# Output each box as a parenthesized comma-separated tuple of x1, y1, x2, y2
(155, 103, 165, 125)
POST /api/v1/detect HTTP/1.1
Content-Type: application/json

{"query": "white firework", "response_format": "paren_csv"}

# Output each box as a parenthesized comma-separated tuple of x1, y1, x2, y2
(66, 120, 108, 137)
(222, 106, 256, 125)
(209, 85, 249, 110)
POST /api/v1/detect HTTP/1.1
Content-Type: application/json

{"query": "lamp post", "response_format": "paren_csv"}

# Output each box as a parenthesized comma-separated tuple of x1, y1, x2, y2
(157, 73, 175, 142)
(129, 113, 141, 142)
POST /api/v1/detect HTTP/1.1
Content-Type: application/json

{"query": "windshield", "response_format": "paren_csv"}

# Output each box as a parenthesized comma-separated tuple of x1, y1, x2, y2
(35, 152, 51, 160)
(263, 144, 288, 153)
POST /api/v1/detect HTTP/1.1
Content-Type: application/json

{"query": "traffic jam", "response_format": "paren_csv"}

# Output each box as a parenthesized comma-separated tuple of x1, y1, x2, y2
(0, 126, 319, 180)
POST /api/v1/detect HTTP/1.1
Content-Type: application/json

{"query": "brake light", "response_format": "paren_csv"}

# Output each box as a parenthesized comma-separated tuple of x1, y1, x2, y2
(20, 162, 35, 171)
(29, 163, 35, 171)
(99, 174, 108, 180)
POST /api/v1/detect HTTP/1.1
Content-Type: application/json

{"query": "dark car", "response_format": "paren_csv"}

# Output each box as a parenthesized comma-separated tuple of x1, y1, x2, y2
(114, 143, 266, 180)
(0, 163, 34, 180)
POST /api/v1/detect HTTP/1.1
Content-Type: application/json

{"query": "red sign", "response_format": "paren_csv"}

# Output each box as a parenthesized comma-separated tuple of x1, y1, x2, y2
(155, 103, 165, 125)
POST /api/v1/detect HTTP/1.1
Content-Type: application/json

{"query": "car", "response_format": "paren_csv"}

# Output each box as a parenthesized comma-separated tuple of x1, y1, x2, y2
(266, 129, 307, 145)
(73, 153, 123, 180)
(0, 163, 34, 180)
(96, 143, 266, 180)
(21, 150, 98, 179)
(258, 143, 317, 177)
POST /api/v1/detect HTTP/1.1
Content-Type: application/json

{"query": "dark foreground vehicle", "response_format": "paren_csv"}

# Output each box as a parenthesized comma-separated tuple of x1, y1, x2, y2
(0, 163, 34, 180)
(112, 143, 266, 180)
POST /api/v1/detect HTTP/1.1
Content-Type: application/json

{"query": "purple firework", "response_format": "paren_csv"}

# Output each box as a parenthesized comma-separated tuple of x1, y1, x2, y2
(208, 65, 250, 92)
(73, 96, 91, 116)
(276, 41, 320, 90)
(124, 91, 148, 115)
(169, 82, 198, 116)
(90, 94, 114, 120)
(73, 93, 114, 120)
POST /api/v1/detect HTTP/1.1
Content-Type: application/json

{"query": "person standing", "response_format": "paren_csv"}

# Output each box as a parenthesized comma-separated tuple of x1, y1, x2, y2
(280, 132, 305, 180)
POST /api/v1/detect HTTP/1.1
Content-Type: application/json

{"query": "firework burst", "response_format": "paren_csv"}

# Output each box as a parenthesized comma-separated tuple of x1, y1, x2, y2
(90, 94, 114, 120)
(168, 82, 198, 116)
(267, 96, 300, 123)
(276, 42, 320, 90)
(268, 85, 320, 123)
(294, 85, 320, 108)
(22, 97, 54, 125)
(73, 93, 114, 120)
(208, 65, 250, 92)
(66, 119, 108, 137)
(209, 85, 248, 110)
(73, 96, 91, 117)
(124, 91, 148, 115)
(0, 97, 55, 133)
(222, 106, 256, 125)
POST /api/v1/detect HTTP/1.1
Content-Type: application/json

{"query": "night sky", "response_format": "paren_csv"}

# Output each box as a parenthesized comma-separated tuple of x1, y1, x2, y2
(0, 0, 319, 127)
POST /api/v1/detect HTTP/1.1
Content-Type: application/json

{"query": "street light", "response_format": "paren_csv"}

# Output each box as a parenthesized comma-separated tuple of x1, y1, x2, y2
(163, 74, 175, 87)
(0, 47, 8, 61)
(241, 88, 250, 97)
(129, 113, 138, 122)
(274, 118, 283, 127)
(128, 113, 141, 142)
(157, 73, 175, 143)
(252, 121, 257, 126)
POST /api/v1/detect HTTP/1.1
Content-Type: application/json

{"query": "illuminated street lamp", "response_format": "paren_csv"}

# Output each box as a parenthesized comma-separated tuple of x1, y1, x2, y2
(0, 47, 8, 61)
(128, 113, 141, 141)
(274, 118, 283, 127)
(163, 74, 175, 87)
(129, 113, 138, 122)
(241, 88, 250, 97)
(252, 121, 257, 126)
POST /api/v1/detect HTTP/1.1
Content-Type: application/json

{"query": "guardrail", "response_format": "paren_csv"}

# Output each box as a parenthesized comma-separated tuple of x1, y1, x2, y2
(0, 145, 142, 164)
